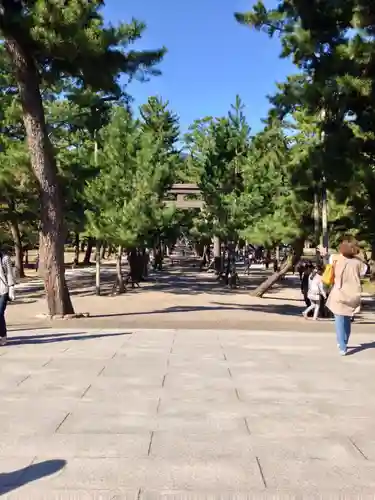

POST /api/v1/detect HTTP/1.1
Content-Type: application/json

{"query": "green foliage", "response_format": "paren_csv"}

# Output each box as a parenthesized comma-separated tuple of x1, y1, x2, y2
(3, 0, 375, 290)
(85, 98, 180, 248)
(184, 97, 319, 248)
(185, 96, 250, 241)
(0, 0, 166, 280)
(139, 96, 180, 197)
(238, 118, 312, 247)
(0, 45, 39, 246)
(235, 0, 375, 252)
(0, 0, 166, 91)
(46, 92, 104, 233)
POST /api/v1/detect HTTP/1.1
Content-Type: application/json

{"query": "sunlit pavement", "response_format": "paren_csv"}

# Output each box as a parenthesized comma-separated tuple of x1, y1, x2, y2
(0, 327, 375, 498)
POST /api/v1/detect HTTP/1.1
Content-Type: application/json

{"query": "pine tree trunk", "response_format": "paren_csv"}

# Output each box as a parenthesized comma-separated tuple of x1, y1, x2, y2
(141, 248, 149, 279)
(251, 237, 305, 298)
(4, 36, 74, 316)
(251, 259, 292, 297)
(95, 240, 101, 296)
(114, 245, 125, 294)
(275, 245, 280, 266)
(9, 218, 25, 279)
(366, 186, 375, 279)
(371, 241, 375, 262)
(83, 237, 94, 265)
(74, 233, 80, 263)
(213, 236, 222, 274)
(107, 245, 115, 259)
(369, 241, 375, 281)
(100, 242, 107, 260)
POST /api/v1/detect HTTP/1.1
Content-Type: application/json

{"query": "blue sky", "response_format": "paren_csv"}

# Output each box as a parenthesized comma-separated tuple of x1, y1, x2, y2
(103, 0, 295, 135)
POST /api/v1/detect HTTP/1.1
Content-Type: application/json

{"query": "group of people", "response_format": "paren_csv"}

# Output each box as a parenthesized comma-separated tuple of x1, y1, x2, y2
(299, 239, 367, 355)
(0, 238, 370, 356)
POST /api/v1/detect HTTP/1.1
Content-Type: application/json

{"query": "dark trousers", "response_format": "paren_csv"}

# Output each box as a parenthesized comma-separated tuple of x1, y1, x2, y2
(0, 293, 8, 338)
(303, 292, 311, 307)
(319, 295, 332, 318)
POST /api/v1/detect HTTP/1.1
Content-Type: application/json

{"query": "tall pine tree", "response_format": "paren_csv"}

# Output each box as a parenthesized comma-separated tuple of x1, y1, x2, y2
(0, 0, 164, 315)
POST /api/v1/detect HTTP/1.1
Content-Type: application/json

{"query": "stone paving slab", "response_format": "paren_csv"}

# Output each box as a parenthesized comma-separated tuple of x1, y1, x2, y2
(3, 488, 135, 499)
(0, 327, 375, 498)
(138, 492, 375, 500)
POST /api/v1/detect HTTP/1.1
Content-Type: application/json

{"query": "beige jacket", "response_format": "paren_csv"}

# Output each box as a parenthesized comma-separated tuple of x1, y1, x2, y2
(326, 256, 364, 316)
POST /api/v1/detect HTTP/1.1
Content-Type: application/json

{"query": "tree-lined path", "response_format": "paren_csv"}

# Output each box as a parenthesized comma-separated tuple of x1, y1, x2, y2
(8, 260, 375, 333)
(1, 0, 375, 496)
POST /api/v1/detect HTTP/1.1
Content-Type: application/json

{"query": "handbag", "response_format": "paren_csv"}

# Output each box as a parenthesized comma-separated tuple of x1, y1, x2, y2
(322, 263, 335, 286)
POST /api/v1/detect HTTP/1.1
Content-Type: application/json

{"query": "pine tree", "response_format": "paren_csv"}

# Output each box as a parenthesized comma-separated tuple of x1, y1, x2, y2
(0, 0, 165, 315)
(0, 49, 38, 277)
(85, 102, 179, 291)
(235, 119, 306, 296)
(138, 96, 181, 247)
(185, 97, 251, 249)
(46, 91, 108, 252)
(235, 0, 375, 256)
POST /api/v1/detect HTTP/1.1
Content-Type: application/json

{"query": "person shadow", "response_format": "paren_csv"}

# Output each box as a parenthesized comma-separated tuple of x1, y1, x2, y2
(0, 459, 66, 495)
(347, 341, 375, 356)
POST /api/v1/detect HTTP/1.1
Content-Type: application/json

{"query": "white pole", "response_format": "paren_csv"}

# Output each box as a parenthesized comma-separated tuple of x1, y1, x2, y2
(320, 109, 328, 257)
(94, 132, 101, 295)
(95, 239, 101, 296)
(314, 192, 320, 243)
(94, 139, 98, 166)
(322, 179, 328, 253)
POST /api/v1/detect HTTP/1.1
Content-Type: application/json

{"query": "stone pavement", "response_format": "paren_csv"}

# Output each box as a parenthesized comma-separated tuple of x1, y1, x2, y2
(0, 327, 375, 498)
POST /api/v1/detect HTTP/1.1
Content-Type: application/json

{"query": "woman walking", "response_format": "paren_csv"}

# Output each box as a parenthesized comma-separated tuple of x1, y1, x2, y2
(326, 239, 367, 356)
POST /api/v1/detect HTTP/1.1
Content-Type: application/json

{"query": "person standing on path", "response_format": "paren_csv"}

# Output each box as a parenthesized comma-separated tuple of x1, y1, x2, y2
(326, 240, 367, 356)
(0, 250, 15, 346)
(301, 262, 313, 309)
(302, 265, 327, 320)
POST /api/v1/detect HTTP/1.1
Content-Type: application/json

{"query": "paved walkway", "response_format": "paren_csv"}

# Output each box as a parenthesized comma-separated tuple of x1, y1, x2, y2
(1, 327, 375, 498)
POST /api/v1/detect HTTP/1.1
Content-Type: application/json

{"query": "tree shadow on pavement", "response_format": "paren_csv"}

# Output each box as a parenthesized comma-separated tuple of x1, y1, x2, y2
(0, 459, 66, 495)
(91, 302, 303, 319)
(347, 341, 375, 356)
(264, 296, 303, 303)
(7, 331, 130, 346)
(136, 268, 287, 296)
(8, 326, 52, 333)
(17, 265, 291, 299)
(212, 302, 303, 316)
(8, 299, 37, 305)
(92, 305, 233, 319)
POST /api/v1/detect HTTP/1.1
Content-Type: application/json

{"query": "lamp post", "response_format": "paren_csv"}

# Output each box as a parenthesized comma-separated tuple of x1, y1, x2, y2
(321, 176, 329, 255)
(93, 130, 101, 296)
(320, 110, 329, 259)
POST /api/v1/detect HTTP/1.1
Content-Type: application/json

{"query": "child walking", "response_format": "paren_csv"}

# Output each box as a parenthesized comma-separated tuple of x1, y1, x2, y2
(302, 265, 327, 320)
